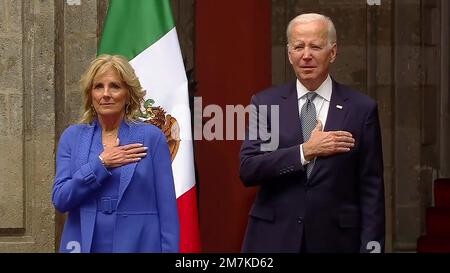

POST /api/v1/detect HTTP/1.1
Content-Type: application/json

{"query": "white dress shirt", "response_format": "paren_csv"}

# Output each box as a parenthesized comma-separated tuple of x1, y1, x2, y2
(298, 75, 332, 166)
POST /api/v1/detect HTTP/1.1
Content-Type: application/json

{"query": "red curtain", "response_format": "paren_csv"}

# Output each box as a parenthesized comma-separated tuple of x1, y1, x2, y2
(195, 0, 272, 252)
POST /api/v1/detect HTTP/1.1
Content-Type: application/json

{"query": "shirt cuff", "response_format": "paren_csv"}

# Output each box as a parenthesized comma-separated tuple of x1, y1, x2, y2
(300, 144, 310, 166)
(89, 156, 112, 184)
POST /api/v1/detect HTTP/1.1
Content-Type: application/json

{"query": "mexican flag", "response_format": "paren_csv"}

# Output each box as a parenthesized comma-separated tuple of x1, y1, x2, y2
(98, 0, 201, 252)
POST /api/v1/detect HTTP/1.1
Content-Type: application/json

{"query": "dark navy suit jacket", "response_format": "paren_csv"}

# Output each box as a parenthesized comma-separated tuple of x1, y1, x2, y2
(52, 120, 179, 253)
(240, 80, 385, 253)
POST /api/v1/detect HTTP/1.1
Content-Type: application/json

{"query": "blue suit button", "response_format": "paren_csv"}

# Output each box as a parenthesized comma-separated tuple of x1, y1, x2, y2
(297, 217, 303, 224)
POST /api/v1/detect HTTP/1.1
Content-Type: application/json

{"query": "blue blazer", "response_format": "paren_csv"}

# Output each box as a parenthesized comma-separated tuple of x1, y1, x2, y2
(52, 120, 180, 253)
(240, 80, 385, 253)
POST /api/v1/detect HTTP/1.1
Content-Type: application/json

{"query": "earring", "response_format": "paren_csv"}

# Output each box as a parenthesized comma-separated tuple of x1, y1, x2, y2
(126, 104, 130, 114)
(91, 105, 97, 115)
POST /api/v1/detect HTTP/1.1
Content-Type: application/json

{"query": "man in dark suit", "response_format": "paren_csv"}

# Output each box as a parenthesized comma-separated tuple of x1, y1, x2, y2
(239, 13, 385, 253)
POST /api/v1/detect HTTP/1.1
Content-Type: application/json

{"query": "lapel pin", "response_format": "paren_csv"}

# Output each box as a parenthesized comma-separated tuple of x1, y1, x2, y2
(336, 105, 343, 110)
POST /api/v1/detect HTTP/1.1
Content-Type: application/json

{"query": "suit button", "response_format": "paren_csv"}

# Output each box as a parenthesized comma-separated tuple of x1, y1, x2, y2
(297, 217, 303, 224)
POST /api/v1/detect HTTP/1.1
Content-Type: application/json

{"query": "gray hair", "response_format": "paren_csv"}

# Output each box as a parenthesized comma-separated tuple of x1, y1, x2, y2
(286, 13, 337, 46)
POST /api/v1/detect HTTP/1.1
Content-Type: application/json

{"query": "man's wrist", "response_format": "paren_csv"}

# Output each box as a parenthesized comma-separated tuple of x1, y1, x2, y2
(302, 142, 315, 161)
(300, 144, 310, 166)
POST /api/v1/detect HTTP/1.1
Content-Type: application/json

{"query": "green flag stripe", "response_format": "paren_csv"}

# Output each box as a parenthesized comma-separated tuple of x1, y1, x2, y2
(98, 0, 175, 60)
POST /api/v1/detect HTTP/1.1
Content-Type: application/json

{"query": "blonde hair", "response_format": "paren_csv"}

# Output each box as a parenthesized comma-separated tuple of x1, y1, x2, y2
(79, 54, 146, 123)
(286, 13, 337, 46)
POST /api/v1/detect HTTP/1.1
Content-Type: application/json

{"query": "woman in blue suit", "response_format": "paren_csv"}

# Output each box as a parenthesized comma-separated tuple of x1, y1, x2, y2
(52, 54, 179, 253)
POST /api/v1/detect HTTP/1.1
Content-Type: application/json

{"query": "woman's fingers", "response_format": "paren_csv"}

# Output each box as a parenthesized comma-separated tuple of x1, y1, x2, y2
(127, 147, 148, 155)
(101, 143, 148, 167)
(125, 152, 147, 159)
(121, 143, 145, 150)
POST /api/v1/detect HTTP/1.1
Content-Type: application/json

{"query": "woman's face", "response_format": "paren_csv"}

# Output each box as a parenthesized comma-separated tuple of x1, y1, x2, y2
(91, 68, 128, 119)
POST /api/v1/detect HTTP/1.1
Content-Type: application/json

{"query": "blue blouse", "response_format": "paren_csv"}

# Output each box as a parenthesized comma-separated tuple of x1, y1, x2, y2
(89, 121, 125, 253)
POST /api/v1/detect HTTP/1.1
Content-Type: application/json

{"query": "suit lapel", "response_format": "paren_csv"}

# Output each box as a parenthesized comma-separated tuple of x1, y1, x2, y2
(77, 122, 96, 253)
(117, 121, 143, 205)
(323, 80, 349, 132)
(281, 81, 304, 145)
(309, 80, 349, 181)
(76, 123, 95, 170)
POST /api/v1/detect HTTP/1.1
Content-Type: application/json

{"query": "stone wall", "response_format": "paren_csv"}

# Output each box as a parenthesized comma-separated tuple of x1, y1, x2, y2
(0, 0, 55, 252)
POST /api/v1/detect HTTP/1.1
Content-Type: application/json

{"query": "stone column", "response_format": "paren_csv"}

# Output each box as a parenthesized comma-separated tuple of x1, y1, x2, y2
(0, 0, 55, 252)
(440, 0, 450, 178)
(393, 0, 423, 251)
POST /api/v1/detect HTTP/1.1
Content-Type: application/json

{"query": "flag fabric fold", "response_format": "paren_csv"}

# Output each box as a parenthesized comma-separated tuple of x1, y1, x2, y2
(98, 0, 201, 252)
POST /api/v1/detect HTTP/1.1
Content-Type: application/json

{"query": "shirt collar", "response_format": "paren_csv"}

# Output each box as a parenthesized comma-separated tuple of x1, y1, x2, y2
(296, 75, 332, 102)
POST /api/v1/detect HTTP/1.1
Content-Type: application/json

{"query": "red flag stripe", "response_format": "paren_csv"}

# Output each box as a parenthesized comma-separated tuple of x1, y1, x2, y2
(177, 186, 202, 252)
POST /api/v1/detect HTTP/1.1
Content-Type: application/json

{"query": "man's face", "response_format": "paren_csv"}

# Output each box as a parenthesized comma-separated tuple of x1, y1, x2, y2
(288, 20, 337, 90)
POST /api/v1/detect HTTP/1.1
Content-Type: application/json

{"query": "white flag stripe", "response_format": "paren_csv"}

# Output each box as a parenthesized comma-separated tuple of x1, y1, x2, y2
(130, 28, 196, 198)
(130, 29, 187, 106)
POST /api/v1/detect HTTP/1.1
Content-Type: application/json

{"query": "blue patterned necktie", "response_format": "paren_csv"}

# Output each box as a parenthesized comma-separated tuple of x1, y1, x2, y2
(301, 92, 318, 178)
